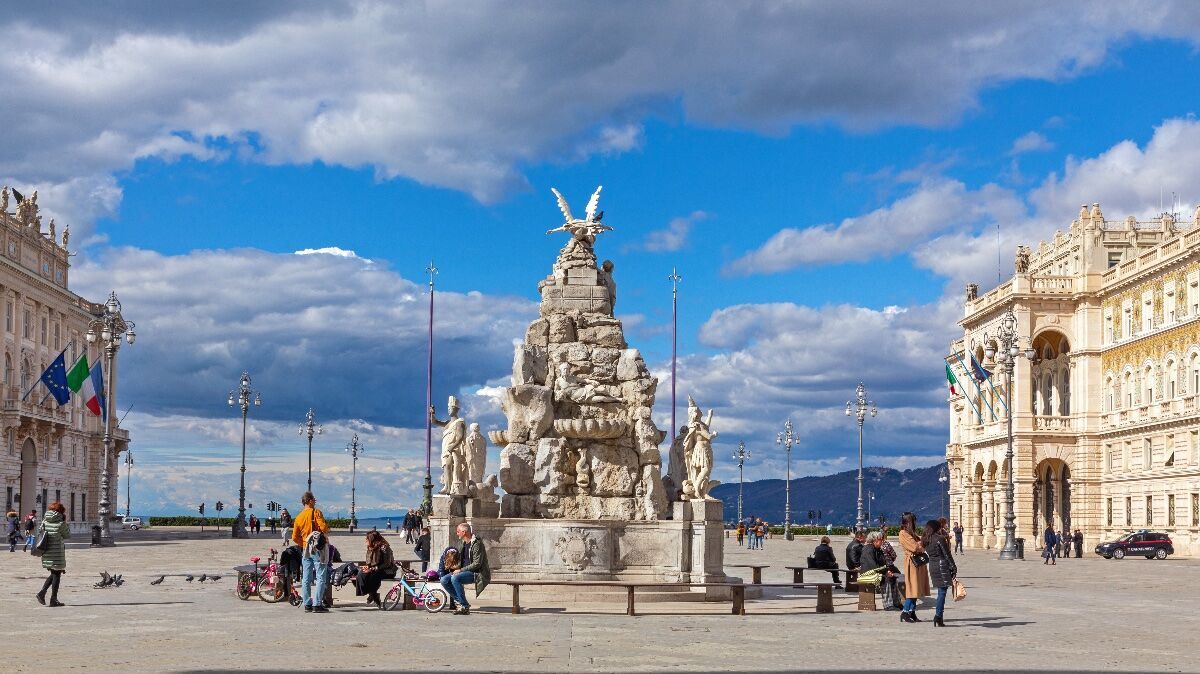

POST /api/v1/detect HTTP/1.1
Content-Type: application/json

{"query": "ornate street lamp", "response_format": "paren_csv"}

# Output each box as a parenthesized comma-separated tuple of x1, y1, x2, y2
(421, 261, 437, 516)
(227, 371, 261, 539)
(983, 306, 1036, 561)
(124, 450, 133, 519)
(669, 268, 681, 442)
(845, 382, 877, 531)
(777, 420, 797, 541)
(346, 433, 365, 532)
(85, 291, 135, 546)
(298, 408, 323, 492)
(939, 467, 949, 521)
(731, 441, 751, 524)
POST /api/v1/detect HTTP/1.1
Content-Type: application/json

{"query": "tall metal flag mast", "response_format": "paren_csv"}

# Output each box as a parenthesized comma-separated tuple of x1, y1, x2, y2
(669, 268, 681, 441)
(421, 261, 437, 516)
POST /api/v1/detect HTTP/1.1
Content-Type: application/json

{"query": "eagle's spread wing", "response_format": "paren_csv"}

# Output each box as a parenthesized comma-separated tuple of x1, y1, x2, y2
(551, 188, 573, 223)
(585, 185, 602, 222)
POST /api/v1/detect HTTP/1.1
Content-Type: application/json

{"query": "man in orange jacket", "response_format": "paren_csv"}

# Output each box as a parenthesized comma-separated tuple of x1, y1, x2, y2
(292, 491, 330, 612)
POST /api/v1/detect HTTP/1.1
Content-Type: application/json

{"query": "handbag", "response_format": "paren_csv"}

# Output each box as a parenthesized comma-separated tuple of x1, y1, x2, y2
(30, 526, 49, 558)
(952, 578, 967, 601)
(910, 552, 929, 566)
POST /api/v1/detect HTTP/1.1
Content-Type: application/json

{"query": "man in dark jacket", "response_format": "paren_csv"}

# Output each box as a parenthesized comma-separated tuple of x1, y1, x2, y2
(845, 530, 866, 570)
(440, 522, 490, 615)
(808, 536, 840, 583)
(414, 526, 431, 571)
(1073, 529, 1083, 558)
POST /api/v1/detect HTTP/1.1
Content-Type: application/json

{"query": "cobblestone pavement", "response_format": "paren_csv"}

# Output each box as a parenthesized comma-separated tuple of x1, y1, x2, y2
(2, 529, 1196, 672)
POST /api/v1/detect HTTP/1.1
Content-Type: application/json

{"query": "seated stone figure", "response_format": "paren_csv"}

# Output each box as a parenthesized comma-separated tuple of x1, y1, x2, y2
(553, 362, 621, 404)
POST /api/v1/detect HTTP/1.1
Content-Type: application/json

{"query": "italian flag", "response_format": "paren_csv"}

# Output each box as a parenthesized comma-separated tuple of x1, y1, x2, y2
(945, 363, 960, 396)
(66, 355, 105, 418)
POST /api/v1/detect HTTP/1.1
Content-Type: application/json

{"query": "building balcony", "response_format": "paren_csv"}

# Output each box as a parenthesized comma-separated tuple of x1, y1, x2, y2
(1033, 415, 1075, 431)
(1, 397, 70, 426)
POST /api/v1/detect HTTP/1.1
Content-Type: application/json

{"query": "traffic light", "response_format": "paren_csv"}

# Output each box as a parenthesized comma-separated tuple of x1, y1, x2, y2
(248, 503, 253, 509)
(199, 503, 205, 515)
(215, 501, 224, 513)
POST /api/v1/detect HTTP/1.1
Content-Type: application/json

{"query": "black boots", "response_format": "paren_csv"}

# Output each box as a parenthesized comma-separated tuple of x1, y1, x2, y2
(933, 614, 945, 627)
(900, 611, 916, 623)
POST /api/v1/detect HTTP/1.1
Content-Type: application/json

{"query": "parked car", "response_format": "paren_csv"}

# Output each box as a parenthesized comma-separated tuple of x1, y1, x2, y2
(120, 516, 146, 530)
(1094, 530, 1173, 559)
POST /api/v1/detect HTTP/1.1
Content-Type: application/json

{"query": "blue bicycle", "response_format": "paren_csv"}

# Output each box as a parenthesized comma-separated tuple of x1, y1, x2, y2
(381, 569, 448, 612)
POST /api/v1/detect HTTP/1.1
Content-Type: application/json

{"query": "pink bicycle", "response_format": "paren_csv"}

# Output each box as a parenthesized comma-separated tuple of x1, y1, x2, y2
(257, 548, 302, 606)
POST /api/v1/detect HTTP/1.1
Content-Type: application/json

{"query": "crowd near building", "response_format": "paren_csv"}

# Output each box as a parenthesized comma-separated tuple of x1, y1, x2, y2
(0, 187, 129, 531)
(948, 203, 1200, 556)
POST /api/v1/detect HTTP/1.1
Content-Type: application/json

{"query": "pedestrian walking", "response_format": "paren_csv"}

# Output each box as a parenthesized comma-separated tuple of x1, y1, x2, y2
(35, 501, 70, 607)
(291, 491, 331, 613)
(280, 508, 292, 528)
(924, 519, 955, 627)
(414, 525, 431, 572)
(952, 521, 964, 553)
(22, 510, 36, 551)
(898, 511, 931, 623)
(386, 518, 392, 532)
(6, 511, 20, 552)
(1042, 525, 1057, 565)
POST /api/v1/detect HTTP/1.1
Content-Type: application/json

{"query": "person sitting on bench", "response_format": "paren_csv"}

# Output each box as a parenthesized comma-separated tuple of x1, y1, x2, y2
(860, 530, 902, 610)
(808, 536, 841, 583)
(845, 529, 866, 571)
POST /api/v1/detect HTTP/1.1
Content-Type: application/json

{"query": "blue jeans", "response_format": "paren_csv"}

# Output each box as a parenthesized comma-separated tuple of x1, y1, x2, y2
(441, 571, 476, 608)
(301, 553, 328, 608)
(902, 598, 916, 613)
(934, 585, 948, 616)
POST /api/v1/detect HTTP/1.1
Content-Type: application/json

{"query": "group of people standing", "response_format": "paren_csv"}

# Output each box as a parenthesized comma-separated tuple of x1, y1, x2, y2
(6, 509, 37, 553)
(1042, 526, 1083, 564)
(835, 513, 958, 626)
(735, 518, 769, 549)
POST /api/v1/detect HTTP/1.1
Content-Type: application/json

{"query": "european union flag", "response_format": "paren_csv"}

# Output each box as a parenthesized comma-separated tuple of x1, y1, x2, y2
(969, 354, 992, 382)
(39, 351, 70, 406)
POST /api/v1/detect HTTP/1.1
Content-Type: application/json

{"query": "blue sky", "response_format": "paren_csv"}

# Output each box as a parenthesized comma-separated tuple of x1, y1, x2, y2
(5, 3, 1200, 515)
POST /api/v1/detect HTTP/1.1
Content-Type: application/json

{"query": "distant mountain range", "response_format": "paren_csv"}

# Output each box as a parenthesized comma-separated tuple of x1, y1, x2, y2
(709, 464, 947, 525)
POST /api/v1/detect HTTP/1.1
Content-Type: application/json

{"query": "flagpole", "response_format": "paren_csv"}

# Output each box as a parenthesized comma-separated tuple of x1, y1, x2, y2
(952, 351, 999, 420)
(669, 268, 681, 442)
(421, 260, 437, 516)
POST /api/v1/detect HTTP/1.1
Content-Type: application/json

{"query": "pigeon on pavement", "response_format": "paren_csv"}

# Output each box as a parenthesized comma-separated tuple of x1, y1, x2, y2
(150, 575, 165, 585)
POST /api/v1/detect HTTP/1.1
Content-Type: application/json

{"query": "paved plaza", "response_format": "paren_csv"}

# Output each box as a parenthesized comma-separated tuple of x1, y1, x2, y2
(2, 529, 1196, 672)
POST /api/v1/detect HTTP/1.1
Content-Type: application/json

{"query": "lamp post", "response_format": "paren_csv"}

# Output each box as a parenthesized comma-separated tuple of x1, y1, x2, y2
(983, 306, 1035, 561)
(777, 419, 796, 541)
(867, 489, 874, 524)
(124, 450, 133, 518)
(85, 291, 135, 547)
(845, 382, 877, 531)
(669, 268, 681, 442)
(939, 467, 949, 521)
(732, 441, 751, 524)
(346, 433, 364, 532)
(298, 408, 322, 493)
(421, 261, 437, 516)
(227, 371, 261, 539)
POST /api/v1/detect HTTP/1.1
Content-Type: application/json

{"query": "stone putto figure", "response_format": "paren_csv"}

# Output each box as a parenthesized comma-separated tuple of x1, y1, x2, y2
(430, 395, 468, 496)
(666, 425, 688, 501)
(965, 283, 978, 302)
(682, 396, 717, 500)
(1, 186, 8, 214)
(48, 219, 55, 240)
(61, 223, 70, 248)
(466, 422, 487, 486)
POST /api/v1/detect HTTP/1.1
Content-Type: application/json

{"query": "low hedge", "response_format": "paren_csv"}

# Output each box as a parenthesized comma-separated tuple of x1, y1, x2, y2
(148, 516, 353, 529)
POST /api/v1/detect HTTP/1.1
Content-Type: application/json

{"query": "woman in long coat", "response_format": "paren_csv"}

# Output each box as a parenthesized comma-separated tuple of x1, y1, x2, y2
(924, 520, 956, 627)
(36, 501, 70, 607)
(898, 511, 930, 623)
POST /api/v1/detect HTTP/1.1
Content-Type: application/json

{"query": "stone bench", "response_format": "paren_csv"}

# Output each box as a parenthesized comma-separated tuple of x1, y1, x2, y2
(489, 580, 838, 616)
(785, 565, 858, 591)
(726, 564, 769, 584)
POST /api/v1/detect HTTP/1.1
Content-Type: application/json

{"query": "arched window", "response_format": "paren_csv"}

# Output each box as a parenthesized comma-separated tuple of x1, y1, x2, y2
(1059, 368, 1070, 415)
(1144, 364, 1155, 405)
(1167, 359, 1178, 399)
(2, 353, 9, 389)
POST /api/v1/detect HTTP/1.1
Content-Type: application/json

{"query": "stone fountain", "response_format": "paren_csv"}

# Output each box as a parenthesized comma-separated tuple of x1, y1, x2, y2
(429, 186, 731, 592)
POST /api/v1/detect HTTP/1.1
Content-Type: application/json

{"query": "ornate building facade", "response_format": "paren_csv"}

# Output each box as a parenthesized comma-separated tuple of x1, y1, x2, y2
(0, 187, 129, 532)
(948, 203, 1200, 557)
